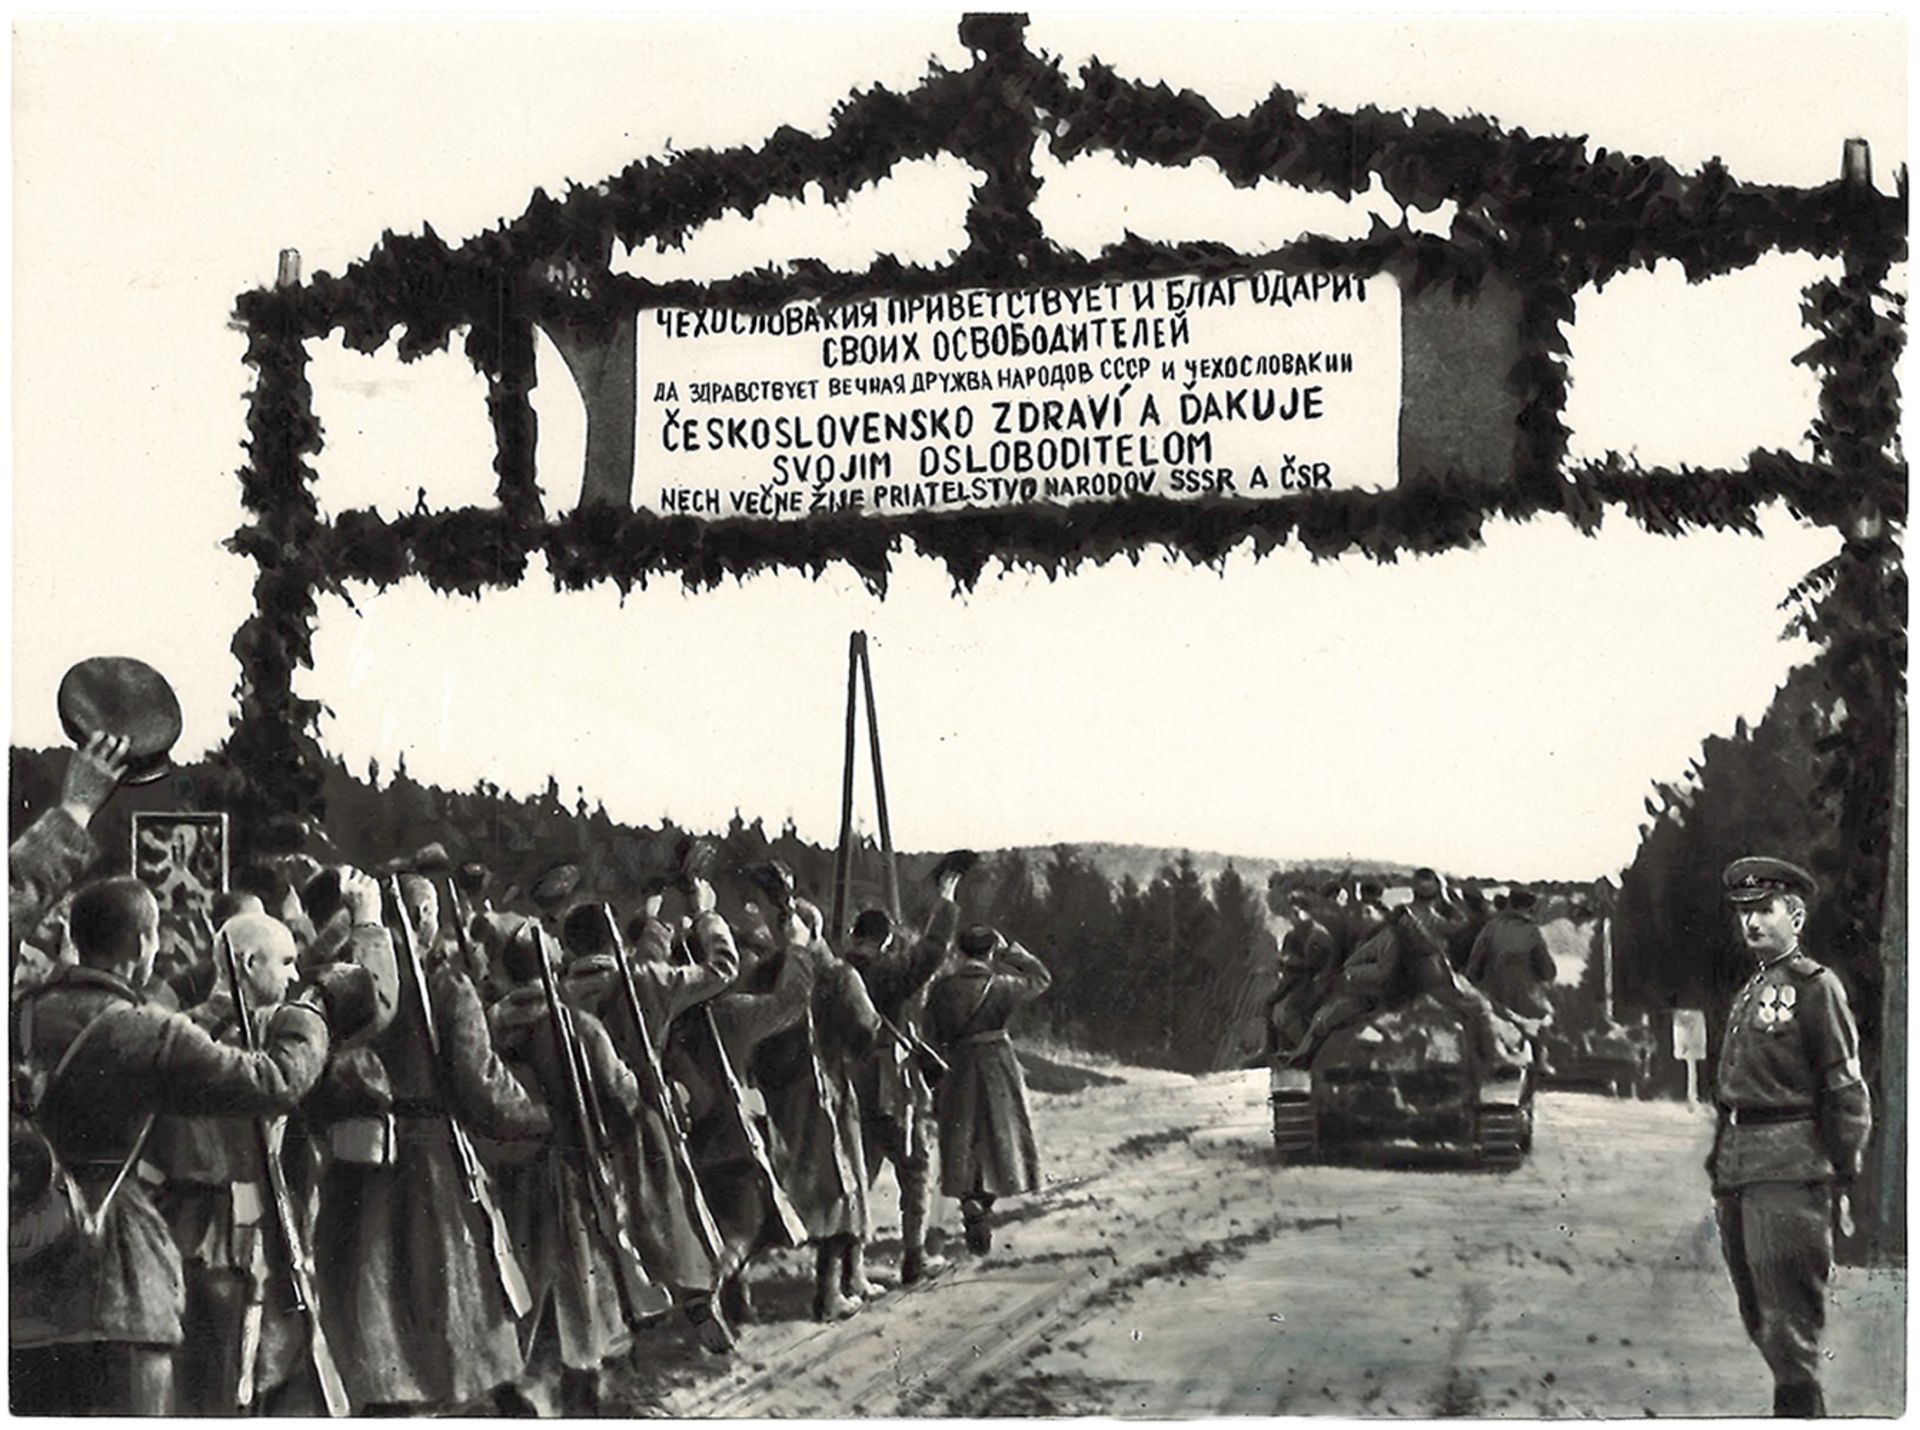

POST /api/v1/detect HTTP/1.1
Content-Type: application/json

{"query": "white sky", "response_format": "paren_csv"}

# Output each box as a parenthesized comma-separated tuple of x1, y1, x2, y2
(9, 15, 1903, 880)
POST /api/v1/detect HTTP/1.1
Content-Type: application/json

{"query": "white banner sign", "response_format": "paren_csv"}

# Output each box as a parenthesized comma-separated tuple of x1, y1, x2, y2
(633, 273, 1401, 520)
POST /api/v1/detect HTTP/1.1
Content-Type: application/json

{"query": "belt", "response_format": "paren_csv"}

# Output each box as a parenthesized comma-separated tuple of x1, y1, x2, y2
(1720, 1105, 1813, 1126)
(957, 1029, 1010, 1046)
(389, 1099, 448, 1119)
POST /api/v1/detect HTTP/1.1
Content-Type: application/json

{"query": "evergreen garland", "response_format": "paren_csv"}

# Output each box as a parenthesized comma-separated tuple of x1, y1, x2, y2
(224, 13, 1905, 853)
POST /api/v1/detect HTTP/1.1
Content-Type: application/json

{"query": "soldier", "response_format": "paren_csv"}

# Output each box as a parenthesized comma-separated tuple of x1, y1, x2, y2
(561, 871, 740, 1351)
(675, 903, 816, 1329)
(749, 882, 882, 1322)
(1465, 886, 1557, 1031)
(152, 911, 372, 1415)
(924, 924, 1051, 1256)
(491, 923, 644, 1415)
(1279, 906, 1414, 1068)
(842, 853, 967, 1288)
(1710, 857, 1871, 1418)
(9, 878, 335, 1415)
(312, 874, 551, 1414)
(1253, 886, 1342, 1065)
(1281, 897, 1505, 1071)
(1405, 867, 1472, 962)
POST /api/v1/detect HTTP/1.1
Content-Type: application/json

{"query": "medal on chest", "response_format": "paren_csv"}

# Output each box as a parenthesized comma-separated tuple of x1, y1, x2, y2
(1753, 982, 1798, 1029)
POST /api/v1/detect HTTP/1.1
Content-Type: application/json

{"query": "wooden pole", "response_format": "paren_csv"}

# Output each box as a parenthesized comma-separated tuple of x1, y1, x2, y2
(1842, 137, 1873, 193)
(830, 631, 861, 939)
(857, 634, 903, 925)
(1600, 916, 1614, 1023)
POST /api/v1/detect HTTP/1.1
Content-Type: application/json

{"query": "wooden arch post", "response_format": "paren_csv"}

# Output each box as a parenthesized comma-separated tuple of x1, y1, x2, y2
(829, 631, 903, 939)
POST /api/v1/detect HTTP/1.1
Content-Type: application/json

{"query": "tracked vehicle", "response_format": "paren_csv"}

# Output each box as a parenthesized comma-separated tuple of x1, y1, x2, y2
(1268, 993, 1535, 1170)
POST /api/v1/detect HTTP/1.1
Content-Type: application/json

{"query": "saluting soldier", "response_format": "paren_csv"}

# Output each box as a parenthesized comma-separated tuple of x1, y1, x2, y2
(674, 903, 816, 1330)
(842, 853, 968, 1288)
(749, 884, 882, 1322)
(491, 923, 642, 1416)
(9, 878, 336, 1415)
(1711, 857, 1872, 1418)
(561, 870, 741, 1351)
(924, 924, 1051, 1256)
(313, 874, 551, 1414)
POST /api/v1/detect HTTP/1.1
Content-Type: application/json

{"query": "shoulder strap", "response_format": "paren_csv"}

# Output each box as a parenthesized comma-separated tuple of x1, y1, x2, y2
(30, 998, 125, 1114)
(17, 996, 159, 1236)
(957, 968, 999, 1037)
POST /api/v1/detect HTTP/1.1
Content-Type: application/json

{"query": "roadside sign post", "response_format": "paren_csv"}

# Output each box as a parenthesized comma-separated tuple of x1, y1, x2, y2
(1672, 1009, 1708, 1106)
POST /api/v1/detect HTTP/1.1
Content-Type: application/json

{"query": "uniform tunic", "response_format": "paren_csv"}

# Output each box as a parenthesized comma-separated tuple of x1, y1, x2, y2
(1262, 918, 1340, 1056)
(1710, 948, 1872, 1405)
(11, 966, 329, 1350)
(149, 989, 311, 1412)
(845, 896, 958, 1164)
(925, 945, 1051, 1199)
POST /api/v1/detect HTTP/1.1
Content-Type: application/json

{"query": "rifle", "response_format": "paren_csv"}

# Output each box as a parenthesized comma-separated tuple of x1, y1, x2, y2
(385, 877, 533, 1319)
(875, 1007, 948, 1080)
(596, 907, 726, 1265)
(530, 923, 673, 1326)
(215, 929, 352, 1416)
(679, 950, 810, 1246)
(739, 867, 856, 1200)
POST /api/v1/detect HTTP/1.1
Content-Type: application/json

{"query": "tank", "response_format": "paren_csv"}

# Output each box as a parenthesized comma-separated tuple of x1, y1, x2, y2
(1269, 993, 1535, 1170)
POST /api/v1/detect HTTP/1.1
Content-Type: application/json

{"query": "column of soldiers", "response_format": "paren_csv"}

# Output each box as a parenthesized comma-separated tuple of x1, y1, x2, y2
(7, 737, 1054, 1416)
(1253, 868, 1557, 1070)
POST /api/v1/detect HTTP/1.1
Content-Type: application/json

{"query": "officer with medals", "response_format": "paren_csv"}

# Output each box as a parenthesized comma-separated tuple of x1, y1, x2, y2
(1711, 857, 1872, 1418)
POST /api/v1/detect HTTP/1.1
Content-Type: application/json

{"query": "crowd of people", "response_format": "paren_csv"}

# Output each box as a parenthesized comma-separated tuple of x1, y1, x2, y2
(1254, 867, 1558, 1070)
(8, 732, 1054, 1415)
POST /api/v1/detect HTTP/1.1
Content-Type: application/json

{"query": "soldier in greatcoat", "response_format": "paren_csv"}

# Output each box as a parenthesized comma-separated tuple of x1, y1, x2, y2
(1465, 886, 1558, 1029)
(1710, 857, 1872, 1418)
(312, 875, 551, 1414)
(924, 924, 1051, 1255)
(842, 856, 966, 1288)
(561, 875, 740, 1350)
(10, 878, 334, 1415)
(491, 923, 643, 1415)
(752, 895, 882, 1321)
(673, 903, 816, 1329)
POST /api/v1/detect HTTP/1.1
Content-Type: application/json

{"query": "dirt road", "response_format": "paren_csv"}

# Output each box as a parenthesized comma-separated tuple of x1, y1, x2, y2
(605, 1064, 1905, 1417)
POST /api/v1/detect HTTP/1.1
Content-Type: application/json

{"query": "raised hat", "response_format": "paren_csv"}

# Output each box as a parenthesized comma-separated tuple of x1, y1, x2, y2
(643, 834, 717, 895)
(562, 902, 616, 956)
(1723, 856, 1817, 905)
(743, 860, 797, 909)
(957, 923, 1001, 959)
(56, 656, 183, 785)
(929, 849, 979, 884)
(530, 862, 583, 910)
